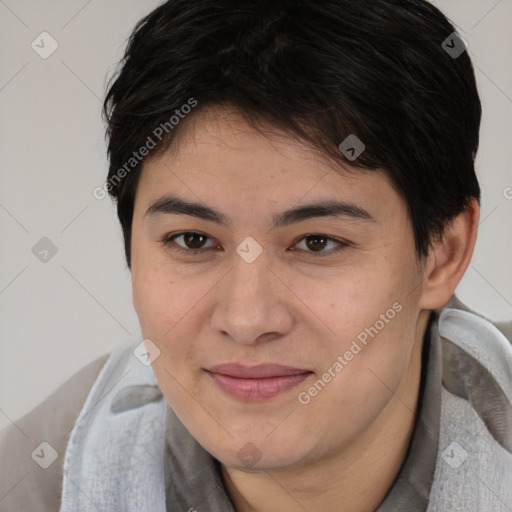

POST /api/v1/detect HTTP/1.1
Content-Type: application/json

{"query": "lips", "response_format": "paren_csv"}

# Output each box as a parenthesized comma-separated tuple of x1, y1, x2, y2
(206, 363, 313, 401)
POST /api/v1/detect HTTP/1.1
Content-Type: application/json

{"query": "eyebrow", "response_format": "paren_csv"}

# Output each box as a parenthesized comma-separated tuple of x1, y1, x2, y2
(145, 195, 375, 227)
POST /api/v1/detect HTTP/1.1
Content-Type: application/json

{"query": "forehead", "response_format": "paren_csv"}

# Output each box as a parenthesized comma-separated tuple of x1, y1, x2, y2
(136, 106, 405, 224)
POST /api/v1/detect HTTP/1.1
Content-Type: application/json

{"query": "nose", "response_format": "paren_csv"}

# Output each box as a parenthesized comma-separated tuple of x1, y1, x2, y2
(210, 251, 294, 346)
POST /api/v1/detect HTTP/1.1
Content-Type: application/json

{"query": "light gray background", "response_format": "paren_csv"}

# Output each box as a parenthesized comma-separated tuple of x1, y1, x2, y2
(1, 0, 511, 431)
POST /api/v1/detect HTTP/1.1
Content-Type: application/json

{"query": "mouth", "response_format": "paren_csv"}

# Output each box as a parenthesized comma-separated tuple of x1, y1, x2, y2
(205, 363, 313, 401)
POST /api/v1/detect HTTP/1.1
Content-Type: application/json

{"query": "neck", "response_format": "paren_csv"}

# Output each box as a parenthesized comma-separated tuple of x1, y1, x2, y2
(221, 313, 430, 512)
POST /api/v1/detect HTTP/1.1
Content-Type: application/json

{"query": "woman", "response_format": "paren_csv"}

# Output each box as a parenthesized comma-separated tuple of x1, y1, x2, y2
(1, 1, 511, 510)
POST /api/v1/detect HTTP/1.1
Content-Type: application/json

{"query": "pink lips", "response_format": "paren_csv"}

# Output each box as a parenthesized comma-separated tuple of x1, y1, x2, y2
(206, 363, 313, 401)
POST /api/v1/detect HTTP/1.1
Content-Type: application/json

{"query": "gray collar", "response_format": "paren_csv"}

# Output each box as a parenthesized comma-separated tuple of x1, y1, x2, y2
(376, 313, 442, 511)
(164, 316, 442, 511)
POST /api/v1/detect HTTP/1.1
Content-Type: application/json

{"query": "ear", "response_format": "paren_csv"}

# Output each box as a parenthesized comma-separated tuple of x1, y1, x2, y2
(419, 198, 480, 310)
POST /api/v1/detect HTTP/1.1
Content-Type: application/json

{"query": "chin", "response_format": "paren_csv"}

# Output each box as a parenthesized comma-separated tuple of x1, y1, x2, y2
(221, 449, 306, 473)
(204, 427, 312, 472)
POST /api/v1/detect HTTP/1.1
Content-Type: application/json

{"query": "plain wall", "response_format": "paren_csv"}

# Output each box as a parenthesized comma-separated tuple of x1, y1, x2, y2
(1, 0, 511, 431)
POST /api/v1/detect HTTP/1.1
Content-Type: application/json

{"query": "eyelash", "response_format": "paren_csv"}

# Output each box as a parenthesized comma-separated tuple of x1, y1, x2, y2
(161, 231, 349, 257)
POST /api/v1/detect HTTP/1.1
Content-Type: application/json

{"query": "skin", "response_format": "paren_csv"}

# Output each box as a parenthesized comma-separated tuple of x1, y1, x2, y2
(130, 105, 479, 512)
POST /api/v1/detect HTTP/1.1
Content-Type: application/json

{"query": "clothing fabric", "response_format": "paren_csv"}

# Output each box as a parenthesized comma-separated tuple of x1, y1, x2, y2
(0, 354, 109, 512)
(57, 306, 512, 511)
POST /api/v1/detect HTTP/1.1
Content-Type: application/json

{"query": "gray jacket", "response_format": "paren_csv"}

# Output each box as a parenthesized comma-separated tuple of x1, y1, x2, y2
(1, 296, 511, 511)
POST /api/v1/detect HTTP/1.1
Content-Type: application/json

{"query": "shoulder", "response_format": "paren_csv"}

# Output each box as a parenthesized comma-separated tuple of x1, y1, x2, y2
(427, 298, 512, 512)
(445, 294, 512, 343)
(440, 298, 512, 396)
(439, 297, 512, 421)
(428, 298, 512, 510)
(0, 353, 110, 512)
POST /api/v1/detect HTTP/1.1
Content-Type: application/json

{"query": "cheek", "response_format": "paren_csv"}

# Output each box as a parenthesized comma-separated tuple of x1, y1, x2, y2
(131, 243, 192, 337)
(299, 311, 415, 452)
(291, 266, 400, 342)
(131, 261, 211, 378)
(133, 267, 201, 406)
(132, 268, 170, 336)
(304, 263, 418, 389)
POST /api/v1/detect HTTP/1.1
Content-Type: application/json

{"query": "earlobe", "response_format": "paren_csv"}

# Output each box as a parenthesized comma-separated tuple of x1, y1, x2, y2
(419, 198, 480, 310)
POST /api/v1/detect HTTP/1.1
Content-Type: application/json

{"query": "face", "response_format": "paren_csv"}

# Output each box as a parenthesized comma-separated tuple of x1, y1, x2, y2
(131, 106, 427, 472)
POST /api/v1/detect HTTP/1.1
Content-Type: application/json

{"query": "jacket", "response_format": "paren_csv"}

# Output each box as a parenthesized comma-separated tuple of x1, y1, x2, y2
(1, 297, 511, 511)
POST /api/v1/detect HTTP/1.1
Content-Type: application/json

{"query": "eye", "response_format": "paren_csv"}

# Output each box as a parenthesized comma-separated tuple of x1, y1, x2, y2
(161, 231, 348, 257)
(292, 234, 348, 256)
(162, 231, 218, 255)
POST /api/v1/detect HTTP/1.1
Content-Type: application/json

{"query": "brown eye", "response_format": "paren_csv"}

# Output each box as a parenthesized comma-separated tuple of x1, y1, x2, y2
(163, 231, 216, 253)
(293, 234, 347, 256)
(181, 232, 208, 249)
(304, 234, 329, 252)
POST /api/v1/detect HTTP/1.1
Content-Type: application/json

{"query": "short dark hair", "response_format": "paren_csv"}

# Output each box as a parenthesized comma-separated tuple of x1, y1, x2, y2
(103, 0, 481, 268)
